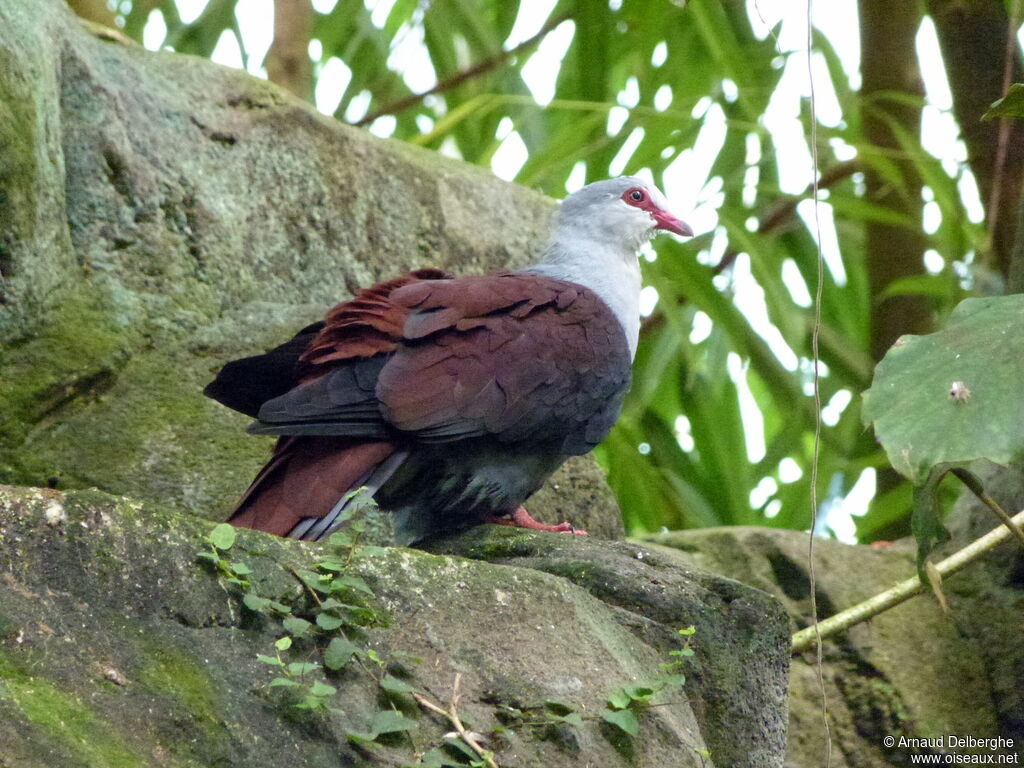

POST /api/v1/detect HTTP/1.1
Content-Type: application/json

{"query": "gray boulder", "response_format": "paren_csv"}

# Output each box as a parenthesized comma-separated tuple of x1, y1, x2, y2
(0, 485, 788, 767)
(644, 518, 1021, 766)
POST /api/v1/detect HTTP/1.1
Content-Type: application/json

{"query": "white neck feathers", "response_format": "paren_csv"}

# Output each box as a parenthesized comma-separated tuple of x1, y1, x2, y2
(529, 225, 642, 359)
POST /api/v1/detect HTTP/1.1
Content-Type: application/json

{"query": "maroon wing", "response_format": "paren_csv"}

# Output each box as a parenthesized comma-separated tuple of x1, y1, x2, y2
(299, 268, 451, 374)
(252, 273, 632, 456)
(208, 268, 449, 536)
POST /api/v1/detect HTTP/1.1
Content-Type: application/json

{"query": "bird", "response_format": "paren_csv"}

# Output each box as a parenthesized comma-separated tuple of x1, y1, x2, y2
(204, 177, 691, 545)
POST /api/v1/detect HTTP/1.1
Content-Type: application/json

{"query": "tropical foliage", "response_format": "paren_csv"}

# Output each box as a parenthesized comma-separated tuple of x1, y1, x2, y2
(73, 0, 1024, 541)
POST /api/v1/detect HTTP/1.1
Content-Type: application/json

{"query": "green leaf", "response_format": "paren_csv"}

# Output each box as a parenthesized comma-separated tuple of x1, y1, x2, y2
(268, 677, 300, 688)
(310, 680, 338, 697)
(379, 675, 418, 695)
(910, 465, 954, 580)
(984, 83, 1024, 120)
(267, 600, 292, 614)
(315, 613, 345, 631)
(324, 637, 359, 670)
(295, 694, 328, 710)
(331, 575, 374, 595)
(275, 636, 293, 651)
(607, 689, 631, 710)
(543, 699, 576, 716)
(555, 712, 585, 728)
(316, 556, 348, 572)
(256, 654, 284, 667)
(862, 295, 1024, 484)
(286, 662, 319, 676)
(624, 685, 658, 702)
(229, 562, 251, 576)
(326, 531, 352, 549)
(283, 617, 313, 637)
(243, 593, 270, 612)
(370, 709, 418, 735)
(442, 735, 479, 760)
(208, 523, 236, 551)
(601, 708, 639, 736)
(420, 747, 464, 768)
(195, 552, 220, 564)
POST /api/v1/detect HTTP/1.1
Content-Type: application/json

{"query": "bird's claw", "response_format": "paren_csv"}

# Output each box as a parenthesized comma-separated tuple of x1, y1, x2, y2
(485, 506, 588, 536)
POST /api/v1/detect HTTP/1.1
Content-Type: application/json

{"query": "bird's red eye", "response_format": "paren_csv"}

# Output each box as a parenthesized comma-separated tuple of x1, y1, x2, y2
(624, 188, 647, 205)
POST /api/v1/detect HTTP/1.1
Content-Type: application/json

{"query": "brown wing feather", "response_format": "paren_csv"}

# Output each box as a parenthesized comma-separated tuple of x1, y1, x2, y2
(229, 437, 396, 536)
(377, 273, 631, 453)
(298, 268, 450, 374)
(226, 269, 450, 535)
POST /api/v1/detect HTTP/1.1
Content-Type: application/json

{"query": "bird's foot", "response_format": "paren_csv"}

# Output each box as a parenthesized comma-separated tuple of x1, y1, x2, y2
(486, 506, 587, 535)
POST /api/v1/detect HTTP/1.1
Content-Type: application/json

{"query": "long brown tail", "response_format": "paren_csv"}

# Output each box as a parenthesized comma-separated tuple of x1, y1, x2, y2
(229, 437, 398, 538)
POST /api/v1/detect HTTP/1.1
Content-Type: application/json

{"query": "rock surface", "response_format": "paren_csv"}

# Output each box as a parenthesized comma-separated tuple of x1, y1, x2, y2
(643, 517, 1023, 766)
(0, 484, 789, 767)
(941, 464, 1024, 756)
(424, 529, 791, 767)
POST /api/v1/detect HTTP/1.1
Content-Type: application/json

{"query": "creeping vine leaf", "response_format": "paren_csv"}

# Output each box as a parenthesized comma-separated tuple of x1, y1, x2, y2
(601, 708, 639, 736)
(208, 523, 237, 551)
(324, 636, 359, 670)
(347, 709, 418, 743)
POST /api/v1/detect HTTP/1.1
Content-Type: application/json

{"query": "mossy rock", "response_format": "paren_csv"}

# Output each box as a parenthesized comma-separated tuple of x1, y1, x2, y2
(641, 525, 1013, 766)
(0, 484, 794, 767)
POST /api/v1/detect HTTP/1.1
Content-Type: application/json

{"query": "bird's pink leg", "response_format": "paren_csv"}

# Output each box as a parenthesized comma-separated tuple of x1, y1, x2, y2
(485, 506, 587, 535)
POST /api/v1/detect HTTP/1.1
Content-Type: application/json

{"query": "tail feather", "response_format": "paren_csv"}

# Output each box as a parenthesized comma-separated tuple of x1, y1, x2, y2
(293, 449, 408, 541)
(229, 437, 398, 538)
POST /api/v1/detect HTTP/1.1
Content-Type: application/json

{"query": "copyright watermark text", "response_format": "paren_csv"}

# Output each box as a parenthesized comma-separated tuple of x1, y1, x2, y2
(881, 735, 1019, 764)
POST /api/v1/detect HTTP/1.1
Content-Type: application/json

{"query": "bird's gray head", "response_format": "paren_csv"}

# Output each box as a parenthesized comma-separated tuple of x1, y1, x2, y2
(554, 176, 692, 252)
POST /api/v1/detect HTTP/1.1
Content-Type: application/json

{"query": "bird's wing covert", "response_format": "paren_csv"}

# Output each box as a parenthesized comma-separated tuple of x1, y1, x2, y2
(377, 273, 632, 453)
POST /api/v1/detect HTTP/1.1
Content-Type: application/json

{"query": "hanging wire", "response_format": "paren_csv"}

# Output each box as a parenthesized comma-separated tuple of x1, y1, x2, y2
(804, 1, 833, 765)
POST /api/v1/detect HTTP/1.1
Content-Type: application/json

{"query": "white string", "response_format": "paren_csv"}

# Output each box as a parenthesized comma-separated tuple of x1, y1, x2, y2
(805, 2, 833, 766)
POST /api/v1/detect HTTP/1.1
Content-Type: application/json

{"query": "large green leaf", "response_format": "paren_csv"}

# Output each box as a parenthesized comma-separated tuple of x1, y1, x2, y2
(984, 82, 1024, 120)
(862, 295, 1024, 484)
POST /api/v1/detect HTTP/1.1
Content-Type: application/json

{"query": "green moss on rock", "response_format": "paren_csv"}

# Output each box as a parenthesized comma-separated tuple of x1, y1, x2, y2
(0, 651, 145, 768)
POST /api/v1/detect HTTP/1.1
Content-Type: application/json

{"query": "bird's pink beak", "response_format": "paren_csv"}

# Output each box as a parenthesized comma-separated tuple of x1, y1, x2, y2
(654, 209, 693, 238)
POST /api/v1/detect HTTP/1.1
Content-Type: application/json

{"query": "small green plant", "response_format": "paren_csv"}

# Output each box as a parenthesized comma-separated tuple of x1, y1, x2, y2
(600, 625, 695, 737)
(490, 625, 701, 758)
(196, 515, 706, 767)
(196, 499, 489, 765)
(194, 494, 405, 720)
(196, 523, 252, 588)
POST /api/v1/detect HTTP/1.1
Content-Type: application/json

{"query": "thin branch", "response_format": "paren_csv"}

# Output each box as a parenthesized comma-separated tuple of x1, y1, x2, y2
(266, 0, 314, 101)
(950, 468, 1024, 549)
(792, 508, 1024, 653)
(414, 673, 498, 768)
(352, 13, 570, 127)
(286, 564, 323, 607)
